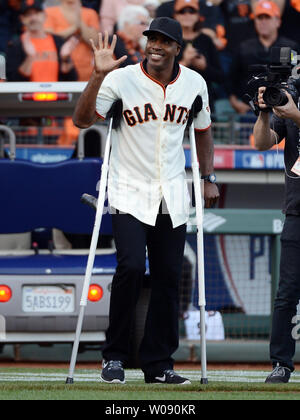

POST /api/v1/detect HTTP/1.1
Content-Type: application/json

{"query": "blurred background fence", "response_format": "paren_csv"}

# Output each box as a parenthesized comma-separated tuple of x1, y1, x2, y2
(181, 210, 283, 342)
(1, 93, 259, 148)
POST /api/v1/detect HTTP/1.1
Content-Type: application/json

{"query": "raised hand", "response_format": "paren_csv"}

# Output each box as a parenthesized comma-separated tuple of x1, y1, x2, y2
(90, 32, 127, 77)
(182, 44, 198, 67)
(60, 36, 79, 60)
(22, 32, 36, 58)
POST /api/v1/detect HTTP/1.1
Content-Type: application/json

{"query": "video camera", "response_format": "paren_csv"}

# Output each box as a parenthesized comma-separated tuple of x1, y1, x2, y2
(245, 47, 299, 116)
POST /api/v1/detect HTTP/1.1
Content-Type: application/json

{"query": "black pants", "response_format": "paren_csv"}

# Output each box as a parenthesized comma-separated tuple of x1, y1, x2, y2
(270, 215, 300, 372)
(102, 210, 187, 376)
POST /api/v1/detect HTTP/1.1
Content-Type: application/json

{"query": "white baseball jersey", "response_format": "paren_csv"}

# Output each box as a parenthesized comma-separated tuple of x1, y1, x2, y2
(95, 61, 211, 228)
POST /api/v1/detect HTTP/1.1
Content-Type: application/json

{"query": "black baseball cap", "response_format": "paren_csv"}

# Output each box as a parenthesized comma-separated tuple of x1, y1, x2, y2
(20, 0, 43, 14)
(143, 17, 183, 46)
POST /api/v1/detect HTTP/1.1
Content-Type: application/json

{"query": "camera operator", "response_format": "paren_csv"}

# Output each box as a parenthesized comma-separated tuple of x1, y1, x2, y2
(228, 1, 298, 115)
(254, 85, 300, 383)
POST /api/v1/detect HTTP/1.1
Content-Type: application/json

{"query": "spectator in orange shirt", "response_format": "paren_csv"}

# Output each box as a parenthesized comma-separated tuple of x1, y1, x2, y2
(44, 0, 100, 81)
(6, 0, 78, 82)
(6, 1, 80, 146)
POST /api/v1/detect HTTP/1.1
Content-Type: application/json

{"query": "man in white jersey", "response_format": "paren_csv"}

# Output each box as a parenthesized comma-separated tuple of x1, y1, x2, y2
(73, 17, 219, 385)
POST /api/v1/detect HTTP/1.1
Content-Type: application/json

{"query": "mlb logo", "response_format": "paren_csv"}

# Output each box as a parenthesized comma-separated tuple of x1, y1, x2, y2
(243, 153, 265, 168)
(252, 154, 265, 168)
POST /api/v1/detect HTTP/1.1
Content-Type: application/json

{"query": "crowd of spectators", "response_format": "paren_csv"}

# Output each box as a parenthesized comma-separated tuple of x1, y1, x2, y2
(0, 0, 300, 121)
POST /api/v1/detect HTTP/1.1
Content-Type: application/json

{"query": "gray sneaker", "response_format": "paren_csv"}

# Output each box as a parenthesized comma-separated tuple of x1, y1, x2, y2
(100, 360, 125, 384)
(265, 364, 291, 384)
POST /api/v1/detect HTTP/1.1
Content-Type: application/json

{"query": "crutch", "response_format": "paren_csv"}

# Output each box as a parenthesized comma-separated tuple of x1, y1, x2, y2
(189, 122, 208, 385)
(66, 118, 113, 384)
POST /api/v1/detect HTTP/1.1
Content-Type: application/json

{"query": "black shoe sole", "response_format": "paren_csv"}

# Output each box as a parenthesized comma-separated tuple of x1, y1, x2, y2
(145, 379, 191, 385)
(100, 374, 126, 384)
(265, 378, 290, 384)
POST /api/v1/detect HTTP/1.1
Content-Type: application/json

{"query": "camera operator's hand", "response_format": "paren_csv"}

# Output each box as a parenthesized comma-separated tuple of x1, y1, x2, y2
(257, 87, 268, 110)
(273, 91, 300, 121)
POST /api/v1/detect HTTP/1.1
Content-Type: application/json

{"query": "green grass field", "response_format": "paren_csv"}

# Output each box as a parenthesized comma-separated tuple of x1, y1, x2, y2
(0, 367, 300, 400)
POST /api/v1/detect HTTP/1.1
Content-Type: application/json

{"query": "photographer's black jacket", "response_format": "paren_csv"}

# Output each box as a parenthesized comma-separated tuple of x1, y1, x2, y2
(272, 114, 300, 215)
(228, 35, 299, 102)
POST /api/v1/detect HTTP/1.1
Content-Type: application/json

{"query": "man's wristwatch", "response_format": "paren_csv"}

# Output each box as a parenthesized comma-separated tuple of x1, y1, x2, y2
(201, 173, 217, 183)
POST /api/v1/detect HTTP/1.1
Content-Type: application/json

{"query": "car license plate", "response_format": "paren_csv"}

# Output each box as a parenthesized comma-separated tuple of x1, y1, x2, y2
(22, 286, 75, 313)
